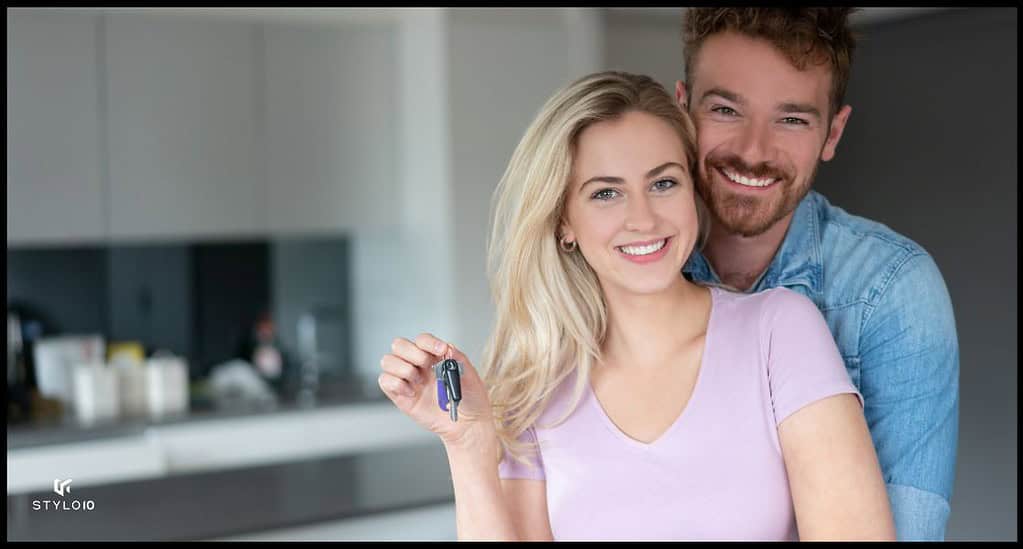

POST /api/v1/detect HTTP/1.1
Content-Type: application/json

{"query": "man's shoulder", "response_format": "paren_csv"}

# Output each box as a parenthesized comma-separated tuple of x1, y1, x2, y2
(810, 192, 939, 306)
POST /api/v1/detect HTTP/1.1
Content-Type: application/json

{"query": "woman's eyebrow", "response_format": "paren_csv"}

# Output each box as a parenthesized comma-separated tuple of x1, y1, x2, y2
(579, 162, 685, 193)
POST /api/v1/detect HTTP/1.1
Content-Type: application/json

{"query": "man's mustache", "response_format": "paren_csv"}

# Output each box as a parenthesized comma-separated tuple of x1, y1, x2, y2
(705, 154, 791, 182)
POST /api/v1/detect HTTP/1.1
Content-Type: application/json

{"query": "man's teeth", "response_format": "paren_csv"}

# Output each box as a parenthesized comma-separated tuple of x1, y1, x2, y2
(619, 239, 666, 256)
(723, 169, 775, 187)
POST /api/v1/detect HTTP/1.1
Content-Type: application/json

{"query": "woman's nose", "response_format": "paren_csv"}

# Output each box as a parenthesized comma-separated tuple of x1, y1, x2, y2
(623, 194, 656, 233)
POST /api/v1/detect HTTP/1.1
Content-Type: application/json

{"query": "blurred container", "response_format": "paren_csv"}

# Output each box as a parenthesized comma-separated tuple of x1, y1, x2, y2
(146, 353, 190, 419)
(72, 361, 120, 425)
(108, 341, 146, 365)
(111, 345, 148, 418)
(33, 335, 105, 408)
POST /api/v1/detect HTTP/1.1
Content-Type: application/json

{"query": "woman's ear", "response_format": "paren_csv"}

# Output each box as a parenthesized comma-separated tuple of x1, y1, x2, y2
(558, 221, 574, 243)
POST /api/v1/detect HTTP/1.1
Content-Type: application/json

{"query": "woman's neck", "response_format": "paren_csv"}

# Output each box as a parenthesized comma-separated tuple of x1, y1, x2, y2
(600, 277, 711, 372)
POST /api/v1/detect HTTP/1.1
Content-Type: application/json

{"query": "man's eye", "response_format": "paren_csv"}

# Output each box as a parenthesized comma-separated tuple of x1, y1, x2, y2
(592, 188, 619, 201)
(712, 106, 738, 116)
(781, 117, 809, 125)
(652, 178, 677, 192)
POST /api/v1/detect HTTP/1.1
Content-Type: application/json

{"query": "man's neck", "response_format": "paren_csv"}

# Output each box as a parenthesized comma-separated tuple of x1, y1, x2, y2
(702, 212, 795, 292)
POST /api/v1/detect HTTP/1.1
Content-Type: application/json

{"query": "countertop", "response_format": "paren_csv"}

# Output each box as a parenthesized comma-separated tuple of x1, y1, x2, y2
(6, 440, 455, 541)
(7, 376, 386, 450)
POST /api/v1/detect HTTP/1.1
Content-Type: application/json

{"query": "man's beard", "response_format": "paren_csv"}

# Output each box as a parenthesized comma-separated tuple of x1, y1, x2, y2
(696, 153, 814, 238)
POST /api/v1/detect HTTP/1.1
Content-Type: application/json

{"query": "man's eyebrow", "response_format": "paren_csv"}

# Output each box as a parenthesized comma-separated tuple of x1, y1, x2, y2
(701, 88, 822, 120)
(778, 102, 822, 120)
(579, 162, 686, 193)
(700, 87, 743, 105)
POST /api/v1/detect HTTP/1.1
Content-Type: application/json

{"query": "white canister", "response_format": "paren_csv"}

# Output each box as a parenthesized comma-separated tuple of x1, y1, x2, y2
(72, 362, 120, 425)
(34, 340, 75, 406)
(115, 361, 148, 418)
(146, 355, 190, 419)
(35, 335, 106, 409)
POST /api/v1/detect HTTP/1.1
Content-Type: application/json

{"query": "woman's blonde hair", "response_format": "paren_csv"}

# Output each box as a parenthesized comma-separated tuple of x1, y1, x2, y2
(481, 70, 706, 466)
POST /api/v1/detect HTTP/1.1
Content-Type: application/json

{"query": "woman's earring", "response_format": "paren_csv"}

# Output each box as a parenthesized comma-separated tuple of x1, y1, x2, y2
(559, 237, 577, 253)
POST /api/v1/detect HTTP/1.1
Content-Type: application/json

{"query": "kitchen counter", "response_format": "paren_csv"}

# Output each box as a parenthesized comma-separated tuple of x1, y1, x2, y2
(7, 376, 438, 496)
(6, 376, 386, 450)
(6, 440, 455, 541)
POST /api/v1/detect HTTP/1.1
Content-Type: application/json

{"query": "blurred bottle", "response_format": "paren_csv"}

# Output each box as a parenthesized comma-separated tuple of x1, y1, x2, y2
(72, 361, 120, 425)
(245, 311, 287, 392)
(146, 352, 190, 420)
(7, 312, 31, 422)
(109, 342, 148, 418)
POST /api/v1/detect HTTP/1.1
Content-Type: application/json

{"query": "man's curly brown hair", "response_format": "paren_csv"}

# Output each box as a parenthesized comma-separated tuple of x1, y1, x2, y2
(682, 8, 859, 118)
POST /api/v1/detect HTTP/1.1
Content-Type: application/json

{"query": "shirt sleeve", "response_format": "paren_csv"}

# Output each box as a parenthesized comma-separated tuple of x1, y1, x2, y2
(497, 425, 546, 481)
(761, 288, 864, 426)
(858, 252, 958, 541)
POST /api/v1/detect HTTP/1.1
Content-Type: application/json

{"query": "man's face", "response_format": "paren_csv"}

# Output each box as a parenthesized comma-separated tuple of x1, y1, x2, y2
(679, 31, 851, 238)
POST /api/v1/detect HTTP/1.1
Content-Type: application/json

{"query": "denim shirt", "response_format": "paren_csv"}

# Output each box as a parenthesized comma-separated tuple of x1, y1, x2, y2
(684, 190, 959, 541)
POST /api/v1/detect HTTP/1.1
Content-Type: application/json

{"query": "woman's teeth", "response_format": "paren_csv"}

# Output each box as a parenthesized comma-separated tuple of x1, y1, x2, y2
(723, 169, 775, 187)
(618, 239, 666, 256)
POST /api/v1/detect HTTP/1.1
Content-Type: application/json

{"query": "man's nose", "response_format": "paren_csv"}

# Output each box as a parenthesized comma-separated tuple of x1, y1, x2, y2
(624, 193, 657, 233)
(735, 119, 772, 167)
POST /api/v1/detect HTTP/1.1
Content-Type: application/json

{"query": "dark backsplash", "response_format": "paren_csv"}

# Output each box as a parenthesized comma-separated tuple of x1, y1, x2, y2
(7, 237, 351, 383)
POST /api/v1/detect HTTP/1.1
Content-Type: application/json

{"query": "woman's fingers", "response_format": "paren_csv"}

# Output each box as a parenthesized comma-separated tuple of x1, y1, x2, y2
(414, 333, 469, 365)
(414, 333, 451, 357)
(391, 337, 436, 369)
(378, 372, 415, 399)
(380, 354, 426, 386)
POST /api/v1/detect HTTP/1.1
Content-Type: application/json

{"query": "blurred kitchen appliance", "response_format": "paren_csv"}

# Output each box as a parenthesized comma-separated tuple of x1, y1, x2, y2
(33, 335, 106, 409)
(7, 312, 32, 421)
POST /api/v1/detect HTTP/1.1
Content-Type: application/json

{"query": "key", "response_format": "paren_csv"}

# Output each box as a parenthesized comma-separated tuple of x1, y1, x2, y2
(434, 359, 463, 422)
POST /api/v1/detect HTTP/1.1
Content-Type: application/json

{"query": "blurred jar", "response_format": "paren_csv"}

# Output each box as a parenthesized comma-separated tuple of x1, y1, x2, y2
(72, 362, 120, 425)
(146, 353, 190, 419)
(109, 342, 148, 418)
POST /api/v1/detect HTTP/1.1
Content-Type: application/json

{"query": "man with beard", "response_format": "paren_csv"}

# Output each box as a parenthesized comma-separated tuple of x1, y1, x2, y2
(675, 8, 958, 541)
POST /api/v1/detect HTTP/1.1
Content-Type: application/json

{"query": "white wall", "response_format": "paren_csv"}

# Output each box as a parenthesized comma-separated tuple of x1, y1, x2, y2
(353, 8, 607, 378)
(447, 8, 605, 363)
(603, 9, 687, 93)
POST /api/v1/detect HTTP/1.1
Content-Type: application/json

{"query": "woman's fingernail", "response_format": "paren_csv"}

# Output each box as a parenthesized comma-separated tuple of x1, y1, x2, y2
(435, 342, 446, 354)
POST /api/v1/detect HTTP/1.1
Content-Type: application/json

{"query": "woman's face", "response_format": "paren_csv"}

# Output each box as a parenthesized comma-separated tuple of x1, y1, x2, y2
(561, 110, 699, 297)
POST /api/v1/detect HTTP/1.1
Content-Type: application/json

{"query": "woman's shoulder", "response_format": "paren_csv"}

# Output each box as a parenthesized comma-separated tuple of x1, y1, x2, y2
(710, 285, 822, 325)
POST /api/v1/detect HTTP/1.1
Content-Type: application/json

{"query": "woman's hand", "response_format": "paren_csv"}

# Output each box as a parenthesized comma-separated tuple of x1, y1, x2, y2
(378, 333, 496, 449)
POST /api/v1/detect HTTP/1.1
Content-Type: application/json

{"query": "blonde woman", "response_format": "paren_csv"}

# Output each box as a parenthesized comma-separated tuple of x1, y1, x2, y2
(377, 71, 894, 541)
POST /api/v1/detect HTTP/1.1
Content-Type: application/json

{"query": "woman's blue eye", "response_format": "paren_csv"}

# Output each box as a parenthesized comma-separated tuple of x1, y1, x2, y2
(591, 188, 619, 201)
(652, 178, 677, 191)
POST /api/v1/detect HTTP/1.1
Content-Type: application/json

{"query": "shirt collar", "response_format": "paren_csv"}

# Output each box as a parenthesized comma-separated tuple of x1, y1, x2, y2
(684, 191, 824, 297)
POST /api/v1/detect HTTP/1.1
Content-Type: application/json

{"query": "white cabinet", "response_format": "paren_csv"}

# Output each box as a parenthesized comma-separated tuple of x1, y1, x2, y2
(263, 23, 398, 234)
(219, 502, 456, 541)
(8, 12, 403, 243)
(104, 14, 265, 240)
(6, 10, 106, 245)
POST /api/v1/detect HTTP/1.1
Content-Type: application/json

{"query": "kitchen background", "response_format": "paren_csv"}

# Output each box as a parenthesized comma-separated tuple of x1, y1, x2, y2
(6, 7, 1016, 541)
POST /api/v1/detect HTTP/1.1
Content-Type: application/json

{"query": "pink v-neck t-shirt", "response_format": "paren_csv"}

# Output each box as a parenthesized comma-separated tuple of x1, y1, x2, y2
(497, 286, 864, 541)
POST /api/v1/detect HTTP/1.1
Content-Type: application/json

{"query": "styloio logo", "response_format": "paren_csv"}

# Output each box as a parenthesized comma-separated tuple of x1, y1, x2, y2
(33, 478, 96, 512)
(53, 478, 72, 496)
